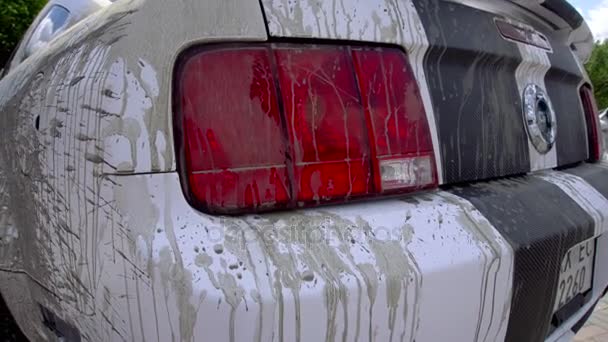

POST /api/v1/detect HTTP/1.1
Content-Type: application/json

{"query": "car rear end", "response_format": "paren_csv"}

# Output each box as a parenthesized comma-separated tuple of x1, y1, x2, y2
(175, 0, 607, 340)
(0, 0, 606, 341)
(171, 0, 606, 340)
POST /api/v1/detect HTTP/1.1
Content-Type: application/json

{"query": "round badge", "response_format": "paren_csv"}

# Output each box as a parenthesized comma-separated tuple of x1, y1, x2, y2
(523, 84, 557, 154)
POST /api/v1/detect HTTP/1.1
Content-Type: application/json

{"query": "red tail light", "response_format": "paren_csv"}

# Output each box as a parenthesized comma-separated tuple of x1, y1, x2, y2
(175, 43, 437, 214)
(274, 47, 371, 203)
(581, 85, 603, 162)
(352, 48, 435, 192)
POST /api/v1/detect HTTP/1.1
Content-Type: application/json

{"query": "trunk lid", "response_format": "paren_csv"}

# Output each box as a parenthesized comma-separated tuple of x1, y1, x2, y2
(258, 0, 594, 185)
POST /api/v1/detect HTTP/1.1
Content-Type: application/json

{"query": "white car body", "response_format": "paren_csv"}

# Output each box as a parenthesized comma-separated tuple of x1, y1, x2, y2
(0, 0, 606, 341)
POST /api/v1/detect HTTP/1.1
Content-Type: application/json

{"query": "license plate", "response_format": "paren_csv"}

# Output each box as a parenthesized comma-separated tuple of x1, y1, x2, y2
(553, 239, 596, 313)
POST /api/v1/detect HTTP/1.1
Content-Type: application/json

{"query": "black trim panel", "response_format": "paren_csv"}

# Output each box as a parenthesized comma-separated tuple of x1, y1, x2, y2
(565, 163, 608, 198)
(451, 176, 594, 342)
(545, 35, 588, 166)
(570, 297, 597, 333)
(546, 69, 588, 166)
(412, 0, 530, 184)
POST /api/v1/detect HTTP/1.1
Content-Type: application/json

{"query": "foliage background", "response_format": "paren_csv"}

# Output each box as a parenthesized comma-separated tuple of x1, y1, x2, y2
(587, 40, 608, 110)
(0, 0, 46, 68)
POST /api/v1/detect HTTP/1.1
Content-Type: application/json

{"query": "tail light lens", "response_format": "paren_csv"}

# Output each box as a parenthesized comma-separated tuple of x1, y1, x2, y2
(175, 44, 437, 214)
(274, 47, 371, 203)
(352, 48, 435, 192)
(180, 48, 290, 211)
(581, 85, 603, 162)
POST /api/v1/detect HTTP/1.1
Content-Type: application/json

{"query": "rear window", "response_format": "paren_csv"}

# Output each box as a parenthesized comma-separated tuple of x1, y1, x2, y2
(24, 5, 71, 58)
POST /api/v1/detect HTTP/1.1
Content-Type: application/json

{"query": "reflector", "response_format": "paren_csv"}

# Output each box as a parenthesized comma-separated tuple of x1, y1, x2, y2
(379, 156, 434, 191)
(581, 85, 602, 162)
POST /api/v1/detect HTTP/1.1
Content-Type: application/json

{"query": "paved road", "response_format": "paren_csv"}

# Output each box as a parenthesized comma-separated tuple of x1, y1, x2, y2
(576, 296, 608, 341)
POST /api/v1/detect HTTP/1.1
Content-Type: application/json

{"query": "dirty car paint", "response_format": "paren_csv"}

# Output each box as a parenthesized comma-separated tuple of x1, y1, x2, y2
(81, 173, 515, 341)
(0, 0, 267, 340)
(0, 0, 606, 341)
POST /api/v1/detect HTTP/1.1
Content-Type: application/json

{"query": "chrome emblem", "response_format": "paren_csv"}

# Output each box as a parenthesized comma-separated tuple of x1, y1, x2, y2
(523, 84, 556, 154)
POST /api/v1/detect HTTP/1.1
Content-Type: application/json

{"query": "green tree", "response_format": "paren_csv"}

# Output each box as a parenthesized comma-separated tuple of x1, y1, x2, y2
(0, 0, 47, 68)
(586, 40, 608, 111)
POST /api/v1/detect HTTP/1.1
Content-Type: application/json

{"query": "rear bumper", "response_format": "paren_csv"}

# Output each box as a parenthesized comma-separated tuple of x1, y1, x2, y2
(548, 233, 608, 342)
(453, 164, 608, 341)
(548, 284, 607, 342)
(19, 162, 608, 341)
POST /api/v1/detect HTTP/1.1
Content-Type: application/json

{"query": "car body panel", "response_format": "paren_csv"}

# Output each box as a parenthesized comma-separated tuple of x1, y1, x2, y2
(5, 0, 112, 73)
(0, 0, 267, 340)
(60, 172, 515, 342)
(4, 162, 608, 341)
(0, 0, 606, 341)
(259, 0, 591, 185)
(0, 0, 268, 178)
(454, 171, 597, 341)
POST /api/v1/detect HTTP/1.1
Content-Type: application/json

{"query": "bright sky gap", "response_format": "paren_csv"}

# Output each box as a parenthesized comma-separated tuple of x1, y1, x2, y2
(569, 0, 608, 41)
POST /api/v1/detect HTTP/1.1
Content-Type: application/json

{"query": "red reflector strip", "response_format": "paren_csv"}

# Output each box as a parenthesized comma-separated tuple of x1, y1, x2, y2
(175, 43, 437, 214)
(580, 85, 602, 162)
